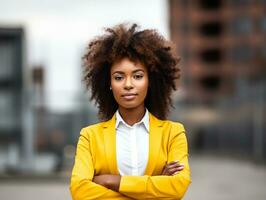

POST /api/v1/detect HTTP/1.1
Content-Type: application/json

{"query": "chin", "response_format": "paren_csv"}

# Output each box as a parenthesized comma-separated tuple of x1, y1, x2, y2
(119, 103, 144, 110)
(121, 105, 138, 110)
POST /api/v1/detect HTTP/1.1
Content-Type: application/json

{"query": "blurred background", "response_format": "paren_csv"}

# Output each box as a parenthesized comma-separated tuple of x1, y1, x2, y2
(0, 0, 265, 200)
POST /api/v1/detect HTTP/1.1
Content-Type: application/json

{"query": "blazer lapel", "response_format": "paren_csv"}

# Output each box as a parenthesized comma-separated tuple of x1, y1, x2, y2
(103, 112, 164, 176)
(103, 114, 119, 175)
(144, 113, 164, 175)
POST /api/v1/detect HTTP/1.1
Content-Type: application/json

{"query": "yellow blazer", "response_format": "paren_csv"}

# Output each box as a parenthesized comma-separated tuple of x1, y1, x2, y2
(70, 112, 191, 200)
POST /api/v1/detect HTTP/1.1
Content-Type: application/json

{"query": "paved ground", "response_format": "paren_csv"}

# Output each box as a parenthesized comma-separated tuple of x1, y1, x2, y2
(184, 154, 266, 200)
(0, 154, 265, 200)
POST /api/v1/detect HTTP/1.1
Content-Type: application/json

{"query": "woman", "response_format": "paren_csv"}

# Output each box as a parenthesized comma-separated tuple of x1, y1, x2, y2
(70, 23, 191, 200)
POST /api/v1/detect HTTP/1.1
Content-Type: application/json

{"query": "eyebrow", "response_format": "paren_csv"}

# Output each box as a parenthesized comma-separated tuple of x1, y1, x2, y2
(111, 69, 145, 75)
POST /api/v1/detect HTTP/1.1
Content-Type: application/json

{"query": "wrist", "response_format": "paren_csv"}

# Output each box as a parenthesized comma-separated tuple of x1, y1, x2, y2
(107, 175, 121, 191)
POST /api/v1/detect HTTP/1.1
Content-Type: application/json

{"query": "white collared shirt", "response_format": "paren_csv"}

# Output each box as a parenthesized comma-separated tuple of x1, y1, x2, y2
(115, 109, 149, 176)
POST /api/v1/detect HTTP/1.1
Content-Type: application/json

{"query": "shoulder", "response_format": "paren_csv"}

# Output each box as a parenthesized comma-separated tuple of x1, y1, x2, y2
(149, 113, 184, 131)
(149, 112, 186, 133)
(160, 120, 188, 147)
(157, 118, 185, 132)
(79, 121, 106, 137)
(159, 119, 186, 139)
(168, 120, 185, 132)
(79, 114, 115, 138)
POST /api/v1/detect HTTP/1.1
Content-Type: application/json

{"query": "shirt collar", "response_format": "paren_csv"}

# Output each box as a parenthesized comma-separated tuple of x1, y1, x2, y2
(115, 108, 149, 132)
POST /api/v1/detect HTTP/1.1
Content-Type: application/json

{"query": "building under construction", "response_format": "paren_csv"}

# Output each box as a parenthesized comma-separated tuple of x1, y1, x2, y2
(169, 0, 266, 160)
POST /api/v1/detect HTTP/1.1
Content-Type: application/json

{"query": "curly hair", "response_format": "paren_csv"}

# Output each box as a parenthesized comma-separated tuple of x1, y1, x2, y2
(83, 23, 180, 121)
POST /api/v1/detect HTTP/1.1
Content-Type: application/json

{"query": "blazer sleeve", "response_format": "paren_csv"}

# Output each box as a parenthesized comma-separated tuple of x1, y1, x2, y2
(70, 128, 133, 200)
(119, 123, 191, 200)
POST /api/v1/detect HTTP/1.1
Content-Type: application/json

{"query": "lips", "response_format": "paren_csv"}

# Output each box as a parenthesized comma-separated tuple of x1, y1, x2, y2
(122, 93, 137, 100)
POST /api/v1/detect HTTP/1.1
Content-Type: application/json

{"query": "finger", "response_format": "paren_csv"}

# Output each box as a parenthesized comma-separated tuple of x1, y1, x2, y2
(173, 171, 180, 175)
(162, 169, 171, 175)
(170, 162, 184, 168)
(172, 166, 185, 175)
(168, 166, 184, 175)
(174, 163, 184, 168)
(167, 160, 179, 166)
(165, 161, 179, 170)
(166, 162, 183, 170)
(162, 166, 176, 175)
(175, 165, 185, 171)
(168, 165, 184, 173)
(162, 162, 184, 175)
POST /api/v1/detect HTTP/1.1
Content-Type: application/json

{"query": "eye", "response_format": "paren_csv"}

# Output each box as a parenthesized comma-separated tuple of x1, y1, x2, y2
(133, 74, 143, 80)
(114, 76, 123, 81)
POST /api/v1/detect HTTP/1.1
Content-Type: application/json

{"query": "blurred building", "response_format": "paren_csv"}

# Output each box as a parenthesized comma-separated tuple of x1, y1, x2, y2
(169, 0, 266, 160)
(0, 26, 97, 175)
(0, 0, 169, 175)
(0, 28, 24, 172)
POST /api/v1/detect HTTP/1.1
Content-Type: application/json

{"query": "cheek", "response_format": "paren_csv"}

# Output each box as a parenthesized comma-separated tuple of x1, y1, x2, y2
(110, 82, 121, 98)
(140, 79, 149, 91)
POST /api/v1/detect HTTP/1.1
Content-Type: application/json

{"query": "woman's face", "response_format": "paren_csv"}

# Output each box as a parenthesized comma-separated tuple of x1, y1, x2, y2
(110, 57, 149, 110)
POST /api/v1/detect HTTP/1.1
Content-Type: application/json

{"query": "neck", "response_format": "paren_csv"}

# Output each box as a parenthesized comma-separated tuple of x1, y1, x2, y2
(118, 105, 146, 126)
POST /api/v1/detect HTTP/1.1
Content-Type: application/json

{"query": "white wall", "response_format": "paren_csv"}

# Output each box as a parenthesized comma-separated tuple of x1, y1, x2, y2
(0, 0, 169, 112)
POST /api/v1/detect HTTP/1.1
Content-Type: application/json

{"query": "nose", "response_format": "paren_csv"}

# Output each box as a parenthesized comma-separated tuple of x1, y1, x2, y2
(124, 77, 133, 90)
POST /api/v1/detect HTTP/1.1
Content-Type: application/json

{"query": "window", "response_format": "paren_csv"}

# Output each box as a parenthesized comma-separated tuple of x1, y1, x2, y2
(229, 45, 254, 62)
(260, 16, 266, 32)
(199, 75, 221, 91)
(198, 0, 222, 10)
(230, 17, 253, 35)
(227, 0, 252, 6)
(199, 48, 222, 63)
(199, 21, 223, 37)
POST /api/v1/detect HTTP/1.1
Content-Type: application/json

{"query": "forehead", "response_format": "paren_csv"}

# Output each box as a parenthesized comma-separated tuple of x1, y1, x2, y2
(111, 57, 146, 73)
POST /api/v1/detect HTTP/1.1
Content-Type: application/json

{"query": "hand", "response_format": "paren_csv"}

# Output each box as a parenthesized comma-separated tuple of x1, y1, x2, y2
(162, 161, 184, 175)
(93, 174, 121, 191)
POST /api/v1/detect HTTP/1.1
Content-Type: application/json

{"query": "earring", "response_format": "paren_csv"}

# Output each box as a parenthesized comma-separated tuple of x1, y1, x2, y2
(110, 86, 112, 90)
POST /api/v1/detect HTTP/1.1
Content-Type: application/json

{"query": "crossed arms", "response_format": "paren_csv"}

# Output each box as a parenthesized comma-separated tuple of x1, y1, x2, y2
(70, 126, 191, 200)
